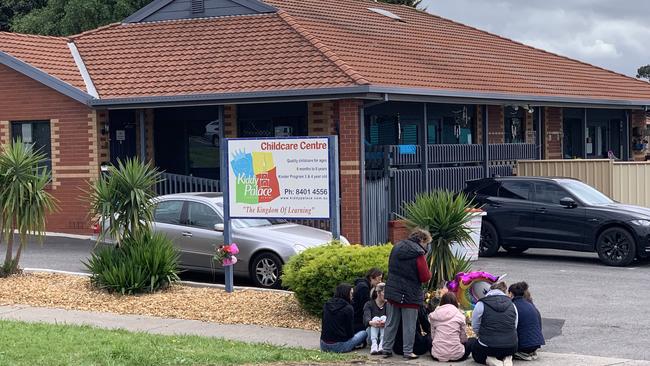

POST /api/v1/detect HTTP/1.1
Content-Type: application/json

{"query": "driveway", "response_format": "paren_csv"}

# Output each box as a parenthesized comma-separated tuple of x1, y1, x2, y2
(12, 235, 650, 360)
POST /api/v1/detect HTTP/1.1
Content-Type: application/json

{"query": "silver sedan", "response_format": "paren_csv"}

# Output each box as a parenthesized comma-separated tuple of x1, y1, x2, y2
(97, 193, 345, 288)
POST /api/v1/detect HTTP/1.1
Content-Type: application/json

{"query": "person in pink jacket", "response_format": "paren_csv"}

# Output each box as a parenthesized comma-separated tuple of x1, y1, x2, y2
(429, 292, 474, 362)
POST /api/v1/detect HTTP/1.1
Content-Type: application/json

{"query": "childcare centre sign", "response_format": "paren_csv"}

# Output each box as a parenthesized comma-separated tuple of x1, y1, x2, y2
(227, 137, 333, 219)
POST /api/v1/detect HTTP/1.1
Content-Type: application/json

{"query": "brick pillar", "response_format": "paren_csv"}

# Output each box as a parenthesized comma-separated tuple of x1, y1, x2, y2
(223, 105, 238, 138)
(525, 110, 536, 144)
(145, 109, 155, 163)
(0, 120, 9, 145)
(631, 110, 647, 161)
(488, 105, 504, 143)
(336, 99, 362, 244)
(545, 107, 563, 159)
(308, 101, 336, 136)
(475, 106, 483, 145)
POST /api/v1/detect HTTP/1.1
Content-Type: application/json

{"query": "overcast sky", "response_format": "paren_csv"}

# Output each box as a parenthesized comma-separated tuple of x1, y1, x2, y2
(421, 0, 650, 77)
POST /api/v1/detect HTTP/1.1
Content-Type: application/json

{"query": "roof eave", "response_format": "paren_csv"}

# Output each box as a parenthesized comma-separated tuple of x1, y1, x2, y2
(89, 86, 373, 109)
(370, 86, 650, 109)
(0, 50, 94, 105)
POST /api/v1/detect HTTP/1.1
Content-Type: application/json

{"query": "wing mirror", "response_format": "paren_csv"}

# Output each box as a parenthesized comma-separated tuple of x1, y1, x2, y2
(560, 197, 577, 208)
(214, 223, 225, 232)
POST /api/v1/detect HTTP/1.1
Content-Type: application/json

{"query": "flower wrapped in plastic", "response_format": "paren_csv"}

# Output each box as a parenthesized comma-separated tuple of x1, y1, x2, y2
(214, 243, 239, 266)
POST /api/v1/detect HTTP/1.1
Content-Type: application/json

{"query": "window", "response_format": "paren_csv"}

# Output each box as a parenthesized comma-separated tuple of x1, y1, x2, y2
(11, 121, 51, 170)
(154, 201, 183, 225)
(533, 182, 569, 205)
(186, 201, 221, 229)
(499, 181, 532, 200)
(559, 179, 612, 205)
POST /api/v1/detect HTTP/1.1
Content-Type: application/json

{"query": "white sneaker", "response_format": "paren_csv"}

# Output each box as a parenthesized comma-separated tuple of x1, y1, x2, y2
(503, 355, 513, 366)
(370, 343, 379, 355)
(486, 356, 504, 366)
(378, 341, 383, 353)
(531, 351, 539, 360)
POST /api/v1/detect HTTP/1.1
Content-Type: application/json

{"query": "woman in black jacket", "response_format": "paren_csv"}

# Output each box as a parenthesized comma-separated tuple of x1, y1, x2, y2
(320, 283, 368, 353)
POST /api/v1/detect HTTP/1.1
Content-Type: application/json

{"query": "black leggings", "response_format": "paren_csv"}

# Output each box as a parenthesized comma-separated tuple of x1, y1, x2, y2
(471, 340, 517, 365)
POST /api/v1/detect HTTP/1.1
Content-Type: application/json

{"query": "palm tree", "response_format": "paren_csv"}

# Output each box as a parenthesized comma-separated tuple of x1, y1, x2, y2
(0, 139, 57, 276)
(400, 190, 473, 291)
(88, 158, 160, 247)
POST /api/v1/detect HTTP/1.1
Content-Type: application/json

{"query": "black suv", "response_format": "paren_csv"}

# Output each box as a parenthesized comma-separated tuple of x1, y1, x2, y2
(463, 176, 650, 266)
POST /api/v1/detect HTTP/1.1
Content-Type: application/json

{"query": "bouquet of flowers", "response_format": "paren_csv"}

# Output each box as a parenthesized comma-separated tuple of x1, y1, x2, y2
(213, 243, 240, 266)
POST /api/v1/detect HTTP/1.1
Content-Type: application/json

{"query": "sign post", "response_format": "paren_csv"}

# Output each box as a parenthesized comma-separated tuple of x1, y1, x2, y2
(221, 136, 340, 293)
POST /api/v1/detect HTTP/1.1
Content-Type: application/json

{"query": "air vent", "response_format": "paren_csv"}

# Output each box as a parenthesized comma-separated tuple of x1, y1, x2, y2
(368, 7, 402, 21)
(191, 0, 205, 14)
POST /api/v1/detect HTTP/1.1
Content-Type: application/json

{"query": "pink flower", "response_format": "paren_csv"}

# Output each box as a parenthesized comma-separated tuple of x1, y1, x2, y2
(229, 243, 240, 255)
(223, 257, 238, 266)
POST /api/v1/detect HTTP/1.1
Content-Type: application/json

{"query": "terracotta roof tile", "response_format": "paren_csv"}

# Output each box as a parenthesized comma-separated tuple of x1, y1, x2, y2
(72, 14, 359, 98)
(0, 32, 86, 91)
(266, 0, 650, 102)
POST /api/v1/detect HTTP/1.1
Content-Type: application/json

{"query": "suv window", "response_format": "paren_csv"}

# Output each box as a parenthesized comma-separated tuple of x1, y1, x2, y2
(533, 182, 569, 205)
(474, 181, 500, 197)
(154, 200, 183, 225)
(498, 181, 532, 200)
(186, 201, 222, 229)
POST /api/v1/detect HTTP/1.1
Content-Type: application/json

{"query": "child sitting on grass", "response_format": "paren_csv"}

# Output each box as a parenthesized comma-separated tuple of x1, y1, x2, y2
(363, 282, 387, 355)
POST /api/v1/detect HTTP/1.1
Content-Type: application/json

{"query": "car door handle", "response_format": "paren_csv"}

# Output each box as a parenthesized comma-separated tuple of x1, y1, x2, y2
(182, 232, 193, 237)
(588, 218, 599, 222)
(488, 203, 502, 208)
(536, 207, 547, 213)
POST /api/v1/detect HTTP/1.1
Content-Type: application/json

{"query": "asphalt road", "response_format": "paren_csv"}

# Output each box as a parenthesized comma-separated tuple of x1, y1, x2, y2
(11, 235, 650, 360)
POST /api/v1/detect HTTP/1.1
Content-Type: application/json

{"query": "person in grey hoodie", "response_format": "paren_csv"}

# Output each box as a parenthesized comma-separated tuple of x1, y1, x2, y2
(471, 282, 519, 366)
(429, 291, 472, 362)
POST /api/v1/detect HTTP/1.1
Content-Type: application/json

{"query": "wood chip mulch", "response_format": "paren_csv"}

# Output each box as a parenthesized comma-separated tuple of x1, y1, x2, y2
(0, 273, 320, 331)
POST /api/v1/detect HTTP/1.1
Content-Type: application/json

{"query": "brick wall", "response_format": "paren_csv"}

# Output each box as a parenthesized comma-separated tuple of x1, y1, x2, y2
(525, 110, 536, 144)
(133, 109, 156, 163)
(0, 65, 98, 234)
(223, 105, 237, 138)
(487, 105, 504, 143)
(545, 107, 563, 159)
(475, 106, 483, 145)
(336, 99, 362, 243)
(308, 101, 336, 136)
(96, 110, 110, 165)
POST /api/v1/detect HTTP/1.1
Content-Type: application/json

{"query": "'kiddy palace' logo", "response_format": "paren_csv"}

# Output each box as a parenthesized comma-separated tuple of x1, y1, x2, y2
(230, 150, 280, 204)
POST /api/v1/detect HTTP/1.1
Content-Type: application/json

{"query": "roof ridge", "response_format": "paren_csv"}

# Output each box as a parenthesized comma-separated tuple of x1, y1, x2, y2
(0, 31, 67, 41)
(68, 22, 122, 40)
(276, 10, 369, 86)
(117, 12, 276, 27)
(412, 7, 650, 88)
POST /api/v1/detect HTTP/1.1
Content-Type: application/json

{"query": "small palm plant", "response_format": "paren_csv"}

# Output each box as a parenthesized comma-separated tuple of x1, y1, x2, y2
(400, 190, 473, 291)
(0, 139, 57, 276)
(88, 158, 160, 247)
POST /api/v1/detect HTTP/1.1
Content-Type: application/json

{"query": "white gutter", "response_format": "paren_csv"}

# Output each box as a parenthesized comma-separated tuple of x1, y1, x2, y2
(67, 41, 99, 99)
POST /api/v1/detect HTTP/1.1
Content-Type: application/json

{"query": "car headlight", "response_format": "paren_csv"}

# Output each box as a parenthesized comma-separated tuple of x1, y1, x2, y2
(293, 243, 308, 253)
(631, 219, 650, 227)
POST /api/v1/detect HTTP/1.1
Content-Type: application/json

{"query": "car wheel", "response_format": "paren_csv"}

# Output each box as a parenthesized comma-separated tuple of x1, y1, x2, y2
(596, 227, 636, 266)
(479, 221, 500, 257)
(503, 246, 528, 255)
(250, 252, 283, 289)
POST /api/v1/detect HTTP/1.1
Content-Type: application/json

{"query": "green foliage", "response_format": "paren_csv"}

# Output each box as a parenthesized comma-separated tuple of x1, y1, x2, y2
(0, 139, 57, 276)
(638, 65, 650, 81)
(88, 158, 160, 247)
(10, 0, 150, 36)
(84, 231, 180, 294)
(377, 0, 422, 8)
(282, 242, 392, 316)
(0, 0, 47, 31)
(400, 191, 472, 291)
(449, 252, 472, 276)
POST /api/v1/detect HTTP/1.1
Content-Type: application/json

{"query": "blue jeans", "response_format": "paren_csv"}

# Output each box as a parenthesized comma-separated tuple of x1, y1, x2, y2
(320, 330, 368, 353)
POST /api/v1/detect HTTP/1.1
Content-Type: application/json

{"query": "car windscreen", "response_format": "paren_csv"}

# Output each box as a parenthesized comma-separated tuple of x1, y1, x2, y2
(215, 202, 287, 228)
(557, 179, 614, 205)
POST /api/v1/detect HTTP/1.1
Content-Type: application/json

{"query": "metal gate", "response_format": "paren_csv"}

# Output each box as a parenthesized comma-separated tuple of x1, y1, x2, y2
(364, 172, 390, 245)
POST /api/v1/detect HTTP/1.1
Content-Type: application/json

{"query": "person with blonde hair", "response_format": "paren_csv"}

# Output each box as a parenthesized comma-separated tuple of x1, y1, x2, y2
(381, 228, 432, 360)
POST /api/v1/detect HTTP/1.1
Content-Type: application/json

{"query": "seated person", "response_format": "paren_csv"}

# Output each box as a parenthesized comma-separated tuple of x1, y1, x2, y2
(363, 282, 387, 355)
(509, 282, 544, 361)
(353, 268, 384, 332)
(320, 283, 368, 353)
(429, 291, 473, 362)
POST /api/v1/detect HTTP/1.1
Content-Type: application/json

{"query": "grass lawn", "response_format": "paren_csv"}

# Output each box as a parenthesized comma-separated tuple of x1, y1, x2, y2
(0, 320, 356, 366)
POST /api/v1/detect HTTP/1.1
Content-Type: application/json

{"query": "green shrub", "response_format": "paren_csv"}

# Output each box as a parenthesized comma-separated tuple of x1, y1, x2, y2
(84, 231, 180, 294)
(282, 242, 392, 316)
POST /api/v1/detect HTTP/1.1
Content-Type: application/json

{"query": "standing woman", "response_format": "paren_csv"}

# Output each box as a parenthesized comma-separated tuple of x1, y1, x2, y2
(382, 228, 432, 360)
(320, 283, 368, 353)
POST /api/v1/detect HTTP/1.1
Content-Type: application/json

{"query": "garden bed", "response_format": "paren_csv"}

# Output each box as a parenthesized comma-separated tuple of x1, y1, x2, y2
(0, 273, 320, 331)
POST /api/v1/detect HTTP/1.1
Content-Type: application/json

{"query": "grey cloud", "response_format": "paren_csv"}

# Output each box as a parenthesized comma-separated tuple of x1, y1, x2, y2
(420, 0, 650, 77)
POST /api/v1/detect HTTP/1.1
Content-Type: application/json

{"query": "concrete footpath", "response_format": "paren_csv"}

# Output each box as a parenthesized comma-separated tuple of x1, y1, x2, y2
(0, 305, 648, 366)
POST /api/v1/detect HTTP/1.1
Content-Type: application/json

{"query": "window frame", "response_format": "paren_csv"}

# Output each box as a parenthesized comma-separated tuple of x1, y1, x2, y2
(10, 120, 52, 172)
(153, 200, 185, 226)
(184, 200, 223, 230)
(498, 180, 533, 201)
(531, 181, 574, 206)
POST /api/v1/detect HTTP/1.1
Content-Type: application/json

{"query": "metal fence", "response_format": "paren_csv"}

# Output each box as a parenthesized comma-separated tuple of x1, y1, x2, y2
(156, 172, 220, 196)
(364, 143, 536, 244)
